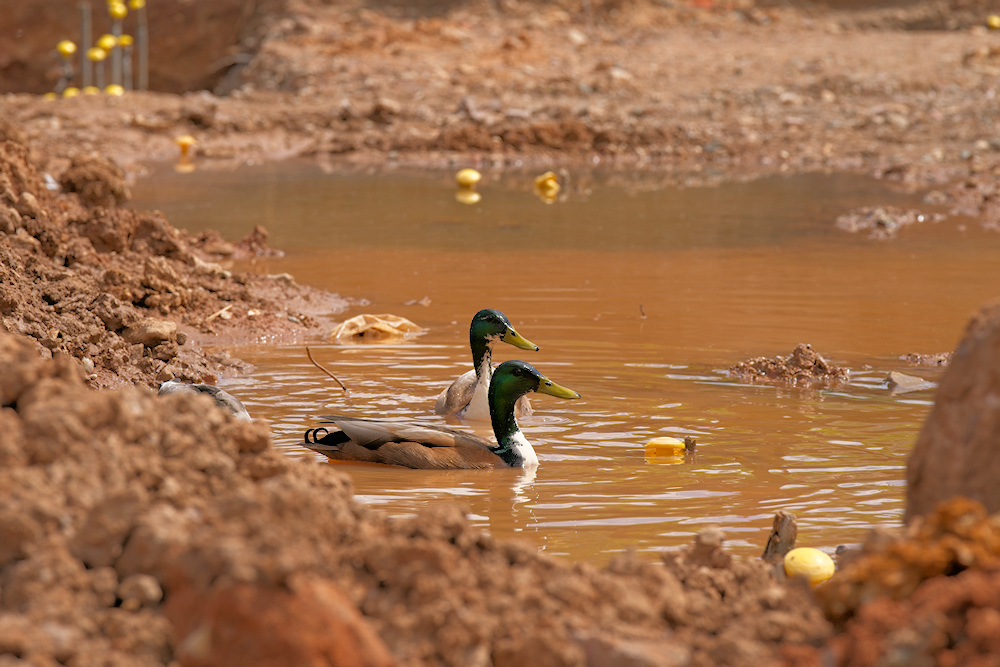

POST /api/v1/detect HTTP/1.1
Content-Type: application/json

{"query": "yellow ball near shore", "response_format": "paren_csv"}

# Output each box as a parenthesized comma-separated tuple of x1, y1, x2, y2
(783, 547, 835, 586)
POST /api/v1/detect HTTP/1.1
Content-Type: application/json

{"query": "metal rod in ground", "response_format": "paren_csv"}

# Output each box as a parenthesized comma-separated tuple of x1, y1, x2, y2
(111, 20, 123, 87)
(136, 3, 148, 90)
(80, 2, 92, 87)
(122, 41, 133, 90)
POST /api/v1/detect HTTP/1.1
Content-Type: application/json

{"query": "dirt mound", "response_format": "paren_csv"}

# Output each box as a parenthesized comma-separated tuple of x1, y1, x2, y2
(730, 343, 850, 387)
(0, 119, 346, 390)
(815, 498, 1000, 666)
(0, 330, 832, 666)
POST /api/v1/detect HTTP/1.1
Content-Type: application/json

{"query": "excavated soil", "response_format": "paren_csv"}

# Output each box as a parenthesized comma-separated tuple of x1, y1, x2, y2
(5, 0, 1000, 665)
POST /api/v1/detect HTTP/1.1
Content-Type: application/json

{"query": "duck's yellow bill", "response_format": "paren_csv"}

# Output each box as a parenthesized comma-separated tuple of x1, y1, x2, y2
(536, 376, 580, 400)
(503, 329, 540, 352)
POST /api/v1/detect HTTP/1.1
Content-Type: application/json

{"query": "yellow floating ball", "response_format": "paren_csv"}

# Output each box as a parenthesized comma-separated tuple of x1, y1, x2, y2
(783, 547, 835, 586)
(455, 168, 481, 188)
(988, 15, 1000, 30)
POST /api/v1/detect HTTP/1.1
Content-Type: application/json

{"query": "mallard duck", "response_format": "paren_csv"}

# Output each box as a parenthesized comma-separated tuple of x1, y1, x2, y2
(435, 308, 539, 420)
(158, 379, 251, 421)
(303, 360, 579, 469)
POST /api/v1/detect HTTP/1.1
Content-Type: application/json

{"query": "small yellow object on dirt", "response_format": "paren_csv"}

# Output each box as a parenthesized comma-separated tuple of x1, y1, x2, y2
(783, 547, 835, 586)
(988, 14, 1000, 29)
(455, 189, 482, 205)
(62, 87, 80, 98)
(330, 314, 423, 342)
(455, 168, 482, 188)
(43, 92, 58, 100)
(57, 40, 77, 58)
(82, 86, 101, 95)
(86, 47, 107, 62)
(105, 84, 125, 96)
(534, 171, 561, 203)
(97, 34, 117, 52)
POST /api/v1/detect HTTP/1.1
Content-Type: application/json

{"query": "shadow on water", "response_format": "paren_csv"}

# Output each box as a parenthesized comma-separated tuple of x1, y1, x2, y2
(132, 162, 997, 562)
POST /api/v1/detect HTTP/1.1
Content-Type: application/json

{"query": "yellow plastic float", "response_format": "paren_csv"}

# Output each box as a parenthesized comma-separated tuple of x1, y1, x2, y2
(644, 436, 691, 465)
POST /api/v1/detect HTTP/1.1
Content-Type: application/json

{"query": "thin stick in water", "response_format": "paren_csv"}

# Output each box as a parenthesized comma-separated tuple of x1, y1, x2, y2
(306, 346, 348, 392)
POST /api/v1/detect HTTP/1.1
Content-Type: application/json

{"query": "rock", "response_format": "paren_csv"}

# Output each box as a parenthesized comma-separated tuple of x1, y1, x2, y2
(122, 318, 177, 348)
(69, 486, 147, 568)
(59, 154, 131, 208)
(0, 510, 41, 567)
(906, 302, 1000, 521)
(886, 371, 935, 394)
(165, 576, 396, 667)
(118, 574, 164, 611)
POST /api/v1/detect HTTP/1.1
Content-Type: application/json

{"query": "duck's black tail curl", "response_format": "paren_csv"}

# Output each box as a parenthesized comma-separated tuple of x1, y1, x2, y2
(302, 426, 348, 453)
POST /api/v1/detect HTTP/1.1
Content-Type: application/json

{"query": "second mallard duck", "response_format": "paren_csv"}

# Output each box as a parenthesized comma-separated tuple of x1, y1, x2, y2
(303, 360, 580, 469)
(435, 308, 539, 421)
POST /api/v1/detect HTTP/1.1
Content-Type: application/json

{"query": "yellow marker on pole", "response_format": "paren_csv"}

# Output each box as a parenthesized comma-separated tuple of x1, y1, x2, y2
(119, 34, 134, 90)
(108, 3, 127, 87)
(86, 47, 107, 90)
(55, 40, 77, 93)
(130, 0, 149, 90)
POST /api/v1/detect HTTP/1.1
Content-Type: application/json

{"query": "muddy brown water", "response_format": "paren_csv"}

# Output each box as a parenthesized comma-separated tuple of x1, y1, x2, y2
(132, 162, 998, 563)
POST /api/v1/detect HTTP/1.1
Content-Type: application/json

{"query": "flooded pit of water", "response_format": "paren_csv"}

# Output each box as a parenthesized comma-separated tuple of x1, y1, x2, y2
(132, 163, 998, 563)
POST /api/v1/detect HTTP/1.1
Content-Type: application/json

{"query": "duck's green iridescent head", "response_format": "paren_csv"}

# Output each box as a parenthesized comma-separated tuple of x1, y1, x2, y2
(490, 359, 579, 414)
(487, 360, 580, 466)
(470, 308, 539, 352)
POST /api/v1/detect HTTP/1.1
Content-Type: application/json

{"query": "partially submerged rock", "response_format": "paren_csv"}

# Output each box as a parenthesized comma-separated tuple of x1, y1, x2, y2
(730, 343, 850, 387)
(835, 206, 941, 240)
(899, 351, 952, 367)
(886, 370, 935, 394)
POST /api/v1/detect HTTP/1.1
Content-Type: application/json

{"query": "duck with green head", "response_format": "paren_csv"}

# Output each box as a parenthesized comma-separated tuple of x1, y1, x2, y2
(303, 360, 580, 469)
(435, 308, 539, 421)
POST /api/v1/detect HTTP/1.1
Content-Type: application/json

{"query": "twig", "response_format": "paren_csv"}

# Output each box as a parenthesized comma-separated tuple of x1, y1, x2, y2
(306, 346, 348, 392)
(204, 304, 233, 322)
